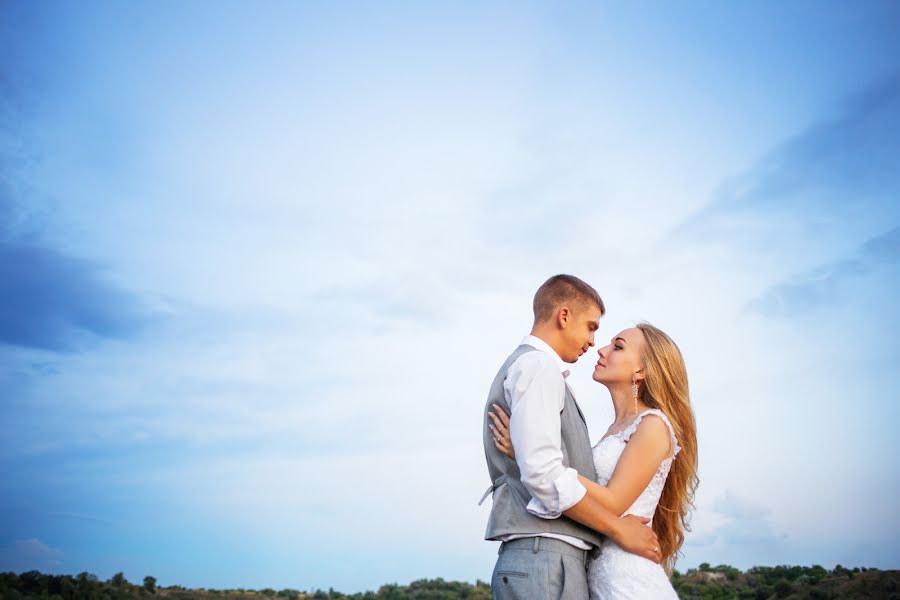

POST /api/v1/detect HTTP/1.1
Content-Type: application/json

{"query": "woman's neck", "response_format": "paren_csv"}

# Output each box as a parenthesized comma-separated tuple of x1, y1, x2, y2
(609, 384, 650, 424)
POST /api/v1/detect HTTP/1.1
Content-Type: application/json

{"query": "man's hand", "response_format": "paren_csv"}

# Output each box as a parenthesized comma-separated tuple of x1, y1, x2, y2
(610, 514, 661, 564)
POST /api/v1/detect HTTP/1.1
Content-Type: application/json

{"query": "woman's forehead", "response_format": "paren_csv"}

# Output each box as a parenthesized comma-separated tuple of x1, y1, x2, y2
(613, 327, 642, 344)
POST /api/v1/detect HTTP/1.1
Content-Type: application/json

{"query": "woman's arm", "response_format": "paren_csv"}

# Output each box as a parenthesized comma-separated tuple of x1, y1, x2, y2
(489, 404, 664, 563)
(580, 415, 673, 515)
(490, 406, 672, 516)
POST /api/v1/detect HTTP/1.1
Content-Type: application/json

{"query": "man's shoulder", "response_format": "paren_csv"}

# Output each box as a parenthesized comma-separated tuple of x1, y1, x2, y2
(507, 345, 559, 375)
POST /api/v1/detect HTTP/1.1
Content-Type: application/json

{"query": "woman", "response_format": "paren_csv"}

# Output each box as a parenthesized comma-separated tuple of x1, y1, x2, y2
(489, 322, 698, 598)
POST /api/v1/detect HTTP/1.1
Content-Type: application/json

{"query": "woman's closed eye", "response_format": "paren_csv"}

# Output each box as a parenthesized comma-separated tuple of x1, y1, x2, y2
(614, 344, 623, 350)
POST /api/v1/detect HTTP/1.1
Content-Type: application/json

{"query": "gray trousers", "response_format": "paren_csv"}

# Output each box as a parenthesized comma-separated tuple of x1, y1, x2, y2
(491, 536, 591, 600)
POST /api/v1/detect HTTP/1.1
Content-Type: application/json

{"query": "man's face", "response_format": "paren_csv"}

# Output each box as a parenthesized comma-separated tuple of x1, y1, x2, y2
(560, 304, 601, 363)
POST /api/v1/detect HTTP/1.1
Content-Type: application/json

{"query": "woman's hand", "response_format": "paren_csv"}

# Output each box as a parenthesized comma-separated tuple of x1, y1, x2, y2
(489, 404, 515, 459)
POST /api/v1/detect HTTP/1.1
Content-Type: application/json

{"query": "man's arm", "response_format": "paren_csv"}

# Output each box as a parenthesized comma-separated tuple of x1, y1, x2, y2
(505, 353, 586, 515)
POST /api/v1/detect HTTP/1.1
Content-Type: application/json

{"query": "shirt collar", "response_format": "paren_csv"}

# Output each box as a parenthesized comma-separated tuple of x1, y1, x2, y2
(521, 334, 571, 379)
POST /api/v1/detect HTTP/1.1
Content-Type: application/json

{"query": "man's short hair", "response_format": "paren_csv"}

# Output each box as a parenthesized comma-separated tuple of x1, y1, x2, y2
(533, 274, 605, 323)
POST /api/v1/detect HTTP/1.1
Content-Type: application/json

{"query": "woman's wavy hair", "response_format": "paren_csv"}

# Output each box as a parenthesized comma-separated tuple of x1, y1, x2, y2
(635, 322, 699, 574)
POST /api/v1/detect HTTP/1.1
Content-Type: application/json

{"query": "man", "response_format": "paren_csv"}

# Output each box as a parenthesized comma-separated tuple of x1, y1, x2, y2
(480, 274, 660, 599)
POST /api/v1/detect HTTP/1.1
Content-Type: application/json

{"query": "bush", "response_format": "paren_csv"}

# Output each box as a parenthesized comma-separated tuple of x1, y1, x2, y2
(774, 579, 794, 598)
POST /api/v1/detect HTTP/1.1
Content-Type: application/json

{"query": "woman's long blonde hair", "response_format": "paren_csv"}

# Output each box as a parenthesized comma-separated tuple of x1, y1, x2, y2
(635, 322, 698, 574)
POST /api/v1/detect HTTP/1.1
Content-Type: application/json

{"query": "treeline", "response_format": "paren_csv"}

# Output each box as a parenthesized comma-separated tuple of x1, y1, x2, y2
(1, 564, 897, 600)
(672, 563, 899, 599)
(0, 572, 491, 600)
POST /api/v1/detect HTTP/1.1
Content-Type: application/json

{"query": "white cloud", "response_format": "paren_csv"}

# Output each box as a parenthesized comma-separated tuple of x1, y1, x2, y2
(0, 539, 65, 572)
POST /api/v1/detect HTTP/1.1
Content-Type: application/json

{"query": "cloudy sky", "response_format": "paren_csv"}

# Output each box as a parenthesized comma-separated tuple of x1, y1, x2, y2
(1, 0, 899, 593)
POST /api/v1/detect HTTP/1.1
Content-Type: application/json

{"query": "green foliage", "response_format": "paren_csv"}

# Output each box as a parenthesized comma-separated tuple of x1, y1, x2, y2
(0, 566, 894, 599)
(774, 578, 794, 597)
(27, 575, 489, 600)
(673, 563, 896, 600)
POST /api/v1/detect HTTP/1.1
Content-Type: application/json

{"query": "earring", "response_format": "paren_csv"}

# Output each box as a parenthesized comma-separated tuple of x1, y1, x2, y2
(631, 374, 639, 416)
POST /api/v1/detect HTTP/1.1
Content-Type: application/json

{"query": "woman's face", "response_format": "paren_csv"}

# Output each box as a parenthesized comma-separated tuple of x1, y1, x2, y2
(593, 327, 646, 386)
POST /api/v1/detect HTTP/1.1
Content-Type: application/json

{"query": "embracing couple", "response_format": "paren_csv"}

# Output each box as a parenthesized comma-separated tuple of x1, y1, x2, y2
(480, 274, 698, 599)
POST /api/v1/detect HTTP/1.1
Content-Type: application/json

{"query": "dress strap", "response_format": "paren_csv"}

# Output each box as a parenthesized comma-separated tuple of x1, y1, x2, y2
(622, 409, 682, 459)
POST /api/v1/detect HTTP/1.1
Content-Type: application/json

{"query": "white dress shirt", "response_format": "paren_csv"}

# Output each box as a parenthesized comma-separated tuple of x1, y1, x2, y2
(498, 334, 592, 550)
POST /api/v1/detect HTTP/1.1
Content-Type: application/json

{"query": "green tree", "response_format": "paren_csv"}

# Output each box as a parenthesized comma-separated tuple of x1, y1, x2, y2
(143, 576, 157, 594)
(774, 578, 794, 598)
(20, 570, 49, 595)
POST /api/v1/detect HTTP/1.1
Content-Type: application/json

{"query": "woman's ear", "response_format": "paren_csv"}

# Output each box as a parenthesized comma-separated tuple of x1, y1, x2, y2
(634, 367, 646, 383)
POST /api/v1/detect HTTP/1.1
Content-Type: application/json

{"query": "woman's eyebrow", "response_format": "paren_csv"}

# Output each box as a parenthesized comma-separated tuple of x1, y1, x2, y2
(615, 337, 627, 344)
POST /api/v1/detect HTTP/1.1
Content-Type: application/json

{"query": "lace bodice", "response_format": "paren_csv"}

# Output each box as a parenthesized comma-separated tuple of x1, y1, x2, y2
(592, 408, 681, 520)
(586, 408, 682, 599)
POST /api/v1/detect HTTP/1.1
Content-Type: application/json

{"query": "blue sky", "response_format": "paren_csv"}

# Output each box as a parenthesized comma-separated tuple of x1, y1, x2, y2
(1, 0, 899, 593)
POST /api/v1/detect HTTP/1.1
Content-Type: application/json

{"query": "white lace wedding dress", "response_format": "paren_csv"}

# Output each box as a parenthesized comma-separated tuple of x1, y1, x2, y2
(586, 408, 681, 599)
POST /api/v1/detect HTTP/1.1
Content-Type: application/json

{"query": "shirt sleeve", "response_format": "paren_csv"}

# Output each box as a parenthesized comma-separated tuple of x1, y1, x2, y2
(504, 352, 588, 519)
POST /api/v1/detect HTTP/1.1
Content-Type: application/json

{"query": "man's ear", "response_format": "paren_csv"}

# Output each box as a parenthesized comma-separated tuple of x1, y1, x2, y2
(557, 306, 570, 329)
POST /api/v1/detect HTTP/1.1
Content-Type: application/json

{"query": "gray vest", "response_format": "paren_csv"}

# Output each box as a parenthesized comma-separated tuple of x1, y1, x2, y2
(480, 344, 604, 546)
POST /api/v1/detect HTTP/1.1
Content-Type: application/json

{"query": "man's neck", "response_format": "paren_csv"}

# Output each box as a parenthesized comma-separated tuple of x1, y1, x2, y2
(529, 328, 566, 361)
